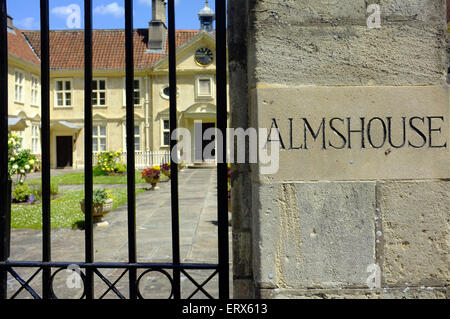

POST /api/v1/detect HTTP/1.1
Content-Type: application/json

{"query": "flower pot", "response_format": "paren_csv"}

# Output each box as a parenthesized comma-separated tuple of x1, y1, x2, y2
(144, 177, 160, 190)
(81, 198, 114, 223)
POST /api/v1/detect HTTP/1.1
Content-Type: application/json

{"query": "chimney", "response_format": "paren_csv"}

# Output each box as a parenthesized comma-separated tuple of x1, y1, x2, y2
(148, 0, 167, 50)
(7, 15, 13, 29)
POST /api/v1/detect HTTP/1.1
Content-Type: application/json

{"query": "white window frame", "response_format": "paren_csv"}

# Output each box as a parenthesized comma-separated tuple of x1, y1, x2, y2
(92, 78, 107, 107)
(31, 124, 40, 154)
(161, 118, 170, 147)
(31, 75, 40, 106)
(54, 79, 73, 107)
(92, 124, 107, 152)
(123, 77, 143, 107)
(14, 70, 25, 103)
(195, 75, 214, 100)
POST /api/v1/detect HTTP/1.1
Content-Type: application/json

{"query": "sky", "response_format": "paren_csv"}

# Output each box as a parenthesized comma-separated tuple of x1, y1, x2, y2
(6, 0, 216, 30)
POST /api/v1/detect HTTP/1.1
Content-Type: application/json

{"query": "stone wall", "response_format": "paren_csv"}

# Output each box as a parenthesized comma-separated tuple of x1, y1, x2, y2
(229, 0, 449, 299)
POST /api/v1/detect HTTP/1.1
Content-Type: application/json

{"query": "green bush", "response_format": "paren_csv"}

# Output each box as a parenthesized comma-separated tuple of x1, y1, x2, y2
(113, 163, 127, 174)
(12, 183, 32, 203)
(93, 165, 107, 176)
(92, 189, 109, 204)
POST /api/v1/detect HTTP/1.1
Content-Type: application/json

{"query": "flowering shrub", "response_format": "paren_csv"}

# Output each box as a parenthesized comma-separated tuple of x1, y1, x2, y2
(161, 163, 171, 176)
(12, 183, 33, 203)
(94, 149, 125, 176)
(8, 134, 40, 184)
(142, 166, 161, 181)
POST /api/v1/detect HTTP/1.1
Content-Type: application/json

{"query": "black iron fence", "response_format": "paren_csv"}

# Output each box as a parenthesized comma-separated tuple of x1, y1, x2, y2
(0, 0, 228, 299)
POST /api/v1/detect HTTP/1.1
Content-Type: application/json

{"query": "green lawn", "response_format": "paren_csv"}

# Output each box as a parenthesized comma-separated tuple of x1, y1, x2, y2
(27, 171, 168, 185)
(11, 188, 145, 229)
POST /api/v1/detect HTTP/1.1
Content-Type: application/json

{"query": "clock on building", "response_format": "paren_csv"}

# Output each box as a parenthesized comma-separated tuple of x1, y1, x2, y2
(194, 47, 213, 66)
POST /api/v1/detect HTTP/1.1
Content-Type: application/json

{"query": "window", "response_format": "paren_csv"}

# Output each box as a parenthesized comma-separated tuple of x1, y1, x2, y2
(123, 78, 142, 106)
(92, 79, 106, 106)
(161, 119, 170, 147)
(195, 76, 214, 99)
(14, 70, 24, 102)
(31, 76, 40, 106)
(123, 125, 141, 151)
(134, 125, 141, 151)
(55, 80, 72, 107)
(133, 79, 141, 105)
(93, 125, 107, 152)
(31, 125, 40, 154)
(198, 79, 211, 95)
(160, 85, 179, 100)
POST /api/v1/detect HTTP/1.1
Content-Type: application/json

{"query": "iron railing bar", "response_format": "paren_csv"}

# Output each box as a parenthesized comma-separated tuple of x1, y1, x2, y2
(8, 268, 42, 299)
(0, 261, 219, 270)
(124, 0, 137, 300)
(84, 0, 95, 299)
(0, 0, 9, 300)
(40, 0, 52, 300)
(216, 0, 230, 300)
(168, 0, 181, 301)
(9, 267, 42, 299)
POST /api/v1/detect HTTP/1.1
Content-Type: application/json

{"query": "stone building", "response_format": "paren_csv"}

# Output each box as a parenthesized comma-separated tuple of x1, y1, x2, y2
(6, 0, 227, 168)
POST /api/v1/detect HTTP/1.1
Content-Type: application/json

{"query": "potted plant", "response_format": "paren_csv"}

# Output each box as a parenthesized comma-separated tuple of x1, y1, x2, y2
(142, 166, 161, 190)
(161, 163, 171, 179)
(80, 189, 114, 223)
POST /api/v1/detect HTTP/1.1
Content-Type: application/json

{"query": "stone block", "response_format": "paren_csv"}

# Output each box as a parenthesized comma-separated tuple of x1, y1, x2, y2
(253, 182, 376, 289)
(377, 181, 450, 287)
(258, 287, 447, 299)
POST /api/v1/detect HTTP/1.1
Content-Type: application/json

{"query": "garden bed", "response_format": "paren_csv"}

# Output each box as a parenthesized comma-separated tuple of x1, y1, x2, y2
(11, 188, 145, 229)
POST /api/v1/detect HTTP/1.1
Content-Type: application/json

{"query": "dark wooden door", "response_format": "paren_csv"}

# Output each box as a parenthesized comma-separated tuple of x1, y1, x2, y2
(56, 136, 73, 168)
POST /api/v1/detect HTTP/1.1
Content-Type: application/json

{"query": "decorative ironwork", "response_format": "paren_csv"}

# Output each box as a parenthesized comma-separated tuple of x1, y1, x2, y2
(0, 0, 229, 300)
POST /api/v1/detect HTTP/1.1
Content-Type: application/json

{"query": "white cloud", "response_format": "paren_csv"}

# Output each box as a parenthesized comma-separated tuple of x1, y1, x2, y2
(93, 2, 125, 17)
(51, 5, 74, 18)
(15, 17, 35, 29)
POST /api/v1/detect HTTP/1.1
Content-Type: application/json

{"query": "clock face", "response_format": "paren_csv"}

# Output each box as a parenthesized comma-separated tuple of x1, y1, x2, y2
(195, 48, 213, 66)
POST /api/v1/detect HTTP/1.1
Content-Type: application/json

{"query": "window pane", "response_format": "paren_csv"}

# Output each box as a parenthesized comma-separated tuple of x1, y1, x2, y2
(134, 126, 139, 135)
(99, 92, 106, 105)
(92, 80, 98, 90)
(57, 93, 63, 106)
(164, 132, 170, 146)
(65, 81, 71, 90)
(56, 81, 63, 91)
(134, 91, 140, 105)
(135, 138, 140, 150)
(92, 92, 97, 105)
(134, 80, 139, 89)
(100, 126, 106, 136)
(163, 86, 170, 97)
(100, 80, 106, 90)
(164, 120, 169, 130)
(199, 79, 211, 95)
(100, 138, 107, 151)
(93, 139, 98, 152)
(65, 93, 71, 106)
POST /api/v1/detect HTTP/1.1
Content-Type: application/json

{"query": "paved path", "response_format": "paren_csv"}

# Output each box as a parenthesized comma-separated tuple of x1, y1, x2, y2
(6, 168, 232, 299)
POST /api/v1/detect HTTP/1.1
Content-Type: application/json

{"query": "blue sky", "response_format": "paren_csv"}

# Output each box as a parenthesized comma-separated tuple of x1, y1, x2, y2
(6, 0, 216, 30)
